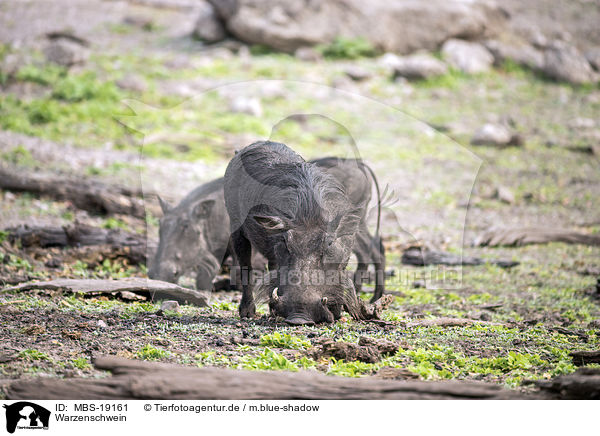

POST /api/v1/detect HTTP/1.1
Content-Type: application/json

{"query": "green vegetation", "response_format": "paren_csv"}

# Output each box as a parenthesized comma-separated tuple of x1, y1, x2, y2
(318, 37, 377, 59)
(259, 332, 311, 350)
(19, 349, 50, 362)
(239, 348, 299, 371)
(71, 357, 92, 370)
(137, 344, 170, 360)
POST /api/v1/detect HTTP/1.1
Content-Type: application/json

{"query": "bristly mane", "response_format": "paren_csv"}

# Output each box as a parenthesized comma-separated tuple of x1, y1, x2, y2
(241, 141, 346, 227)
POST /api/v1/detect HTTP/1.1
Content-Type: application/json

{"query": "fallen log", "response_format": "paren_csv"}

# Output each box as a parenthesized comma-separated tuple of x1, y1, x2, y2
(2, 278, 209, 307)
(533, 367, 600, 400)
(0, 165, 153, 218)
(569, 350, 600, 366)
(401, 246, 519, 268)
(6, 223, 152, 265)
(474, 227, 600, 247)
(5, 355, 528, 400)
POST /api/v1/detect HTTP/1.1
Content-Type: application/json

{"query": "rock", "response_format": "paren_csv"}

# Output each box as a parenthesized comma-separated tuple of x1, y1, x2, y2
(484, 39, 544, 70)
(494, 186, 515, 204)
(586, 48, 600, 71)
(294, 47, 322, 62)
(471, 123, 519, 147)
(441, 39, 494, 74)
(0, 53, 29, 78)
(123, 15, 155, 30)
(193, 1, 227, 43)
(330, 75, 358, 92)
(207, 0, 238, 21)
(568, 118, 596, 129)
(97, 320, 108, 329)
(343, 66, 372, 81)
(160, 300, 180, 312)
(44, 39, 88, 67)
(225, 0, 507, 54)
(391, 53, 448, 80)
(228, 96, 262, 116)
(116, 75, 148, 93)
(542, 41, 598, 85)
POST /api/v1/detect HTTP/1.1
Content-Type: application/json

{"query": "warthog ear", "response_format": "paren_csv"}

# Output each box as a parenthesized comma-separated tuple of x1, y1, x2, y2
(192, 199, 216, 219)
(158, 196, 172, 215)
(335, 207, 363, 237)
(253, 215, 287, 233)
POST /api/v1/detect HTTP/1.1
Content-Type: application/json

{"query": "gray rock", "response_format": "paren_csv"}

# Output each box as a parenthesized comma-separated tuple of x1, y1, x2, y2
(484, 39, 544, 70)
(193, 1, 227, 43)
(96, 320, 108, 329)
(568, 118, 596, 129)
(471, 123, 515, 147)
(391, 53, 448, 80)
(294, 47, 322, 62)
(542, 41, 598, 85)
(442, 39, 494, 74)
(116, 75, 148, 92)
(44, 39, 88, 67)
(495, 186, 515, 204)
(160, 300, 180, 312)
(228, 96, 262, 116)
(585, 48, 600, 72)
(225, 0, 507, 54)
(344, 66, 372, 81)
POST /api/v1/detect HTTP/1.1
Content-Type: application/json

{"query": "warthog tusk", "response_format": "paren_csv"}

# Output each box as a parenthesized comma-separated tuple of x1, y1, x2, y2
(272, 288, 280, 302)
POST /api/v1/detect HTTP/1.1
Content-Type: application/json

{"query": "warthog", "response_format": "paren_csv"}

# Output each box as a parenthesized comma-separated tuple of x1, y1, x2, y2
(224, 141, 365, 325)
(309, 157, 385, 302)
(148, 178, 230, 290)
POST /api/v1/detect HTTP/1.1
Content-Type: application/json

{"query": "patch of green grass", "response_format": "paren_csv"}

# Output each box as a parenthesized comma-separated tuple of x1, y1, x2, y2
(212, 301, 236, 311)
(71, 357, 92, 370)
(93, 258, 138, 279)
(1, 145, 35, 166)
(137, 344, 170, 360)
(16, 64, 66, 85)
(19, 349, 50, 362)
(102, 217, 129, 231)
(326, 358, 376, 377)
(259, 332, 311, 350)
(417, 68, 470, 89)
(239, 348, 298, 371)
(195, 351, 232, 367)
(318, 37, 377, 59)
(0, 230, 9, 244)
(52, 72, 121, 102)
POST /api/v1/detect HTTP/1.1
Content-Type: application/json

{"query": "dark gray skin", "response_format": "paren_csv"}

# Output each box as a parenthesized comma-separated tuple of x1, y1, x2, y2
(224, 141, 364, 325)
(309, 157, 386, 303)
(148, 178, 230, 290)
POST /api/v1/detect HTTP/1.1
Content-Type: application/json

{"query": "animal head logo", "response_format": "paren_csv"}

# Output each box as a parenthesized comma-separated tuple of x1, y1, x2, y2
(3, 402, 51, 434)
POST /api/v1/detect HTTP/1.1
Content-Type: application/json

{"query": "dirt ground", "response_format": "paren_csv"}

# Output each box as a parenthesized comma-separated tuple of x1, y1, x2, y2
(0, 0, 599, 394)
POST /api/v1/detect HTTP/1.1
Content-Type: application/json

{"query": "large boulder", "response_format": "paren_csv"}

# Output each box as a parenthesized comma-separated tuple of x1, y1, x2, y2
(585, 47, 600, 72)
(484, 39, 544, 70)
(193, 1, 227, 43)
(542, 41, 598, 84)
(44, 38, 88, 67)
(441, 38, 494, 73)
(224, 0, 507, 54)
